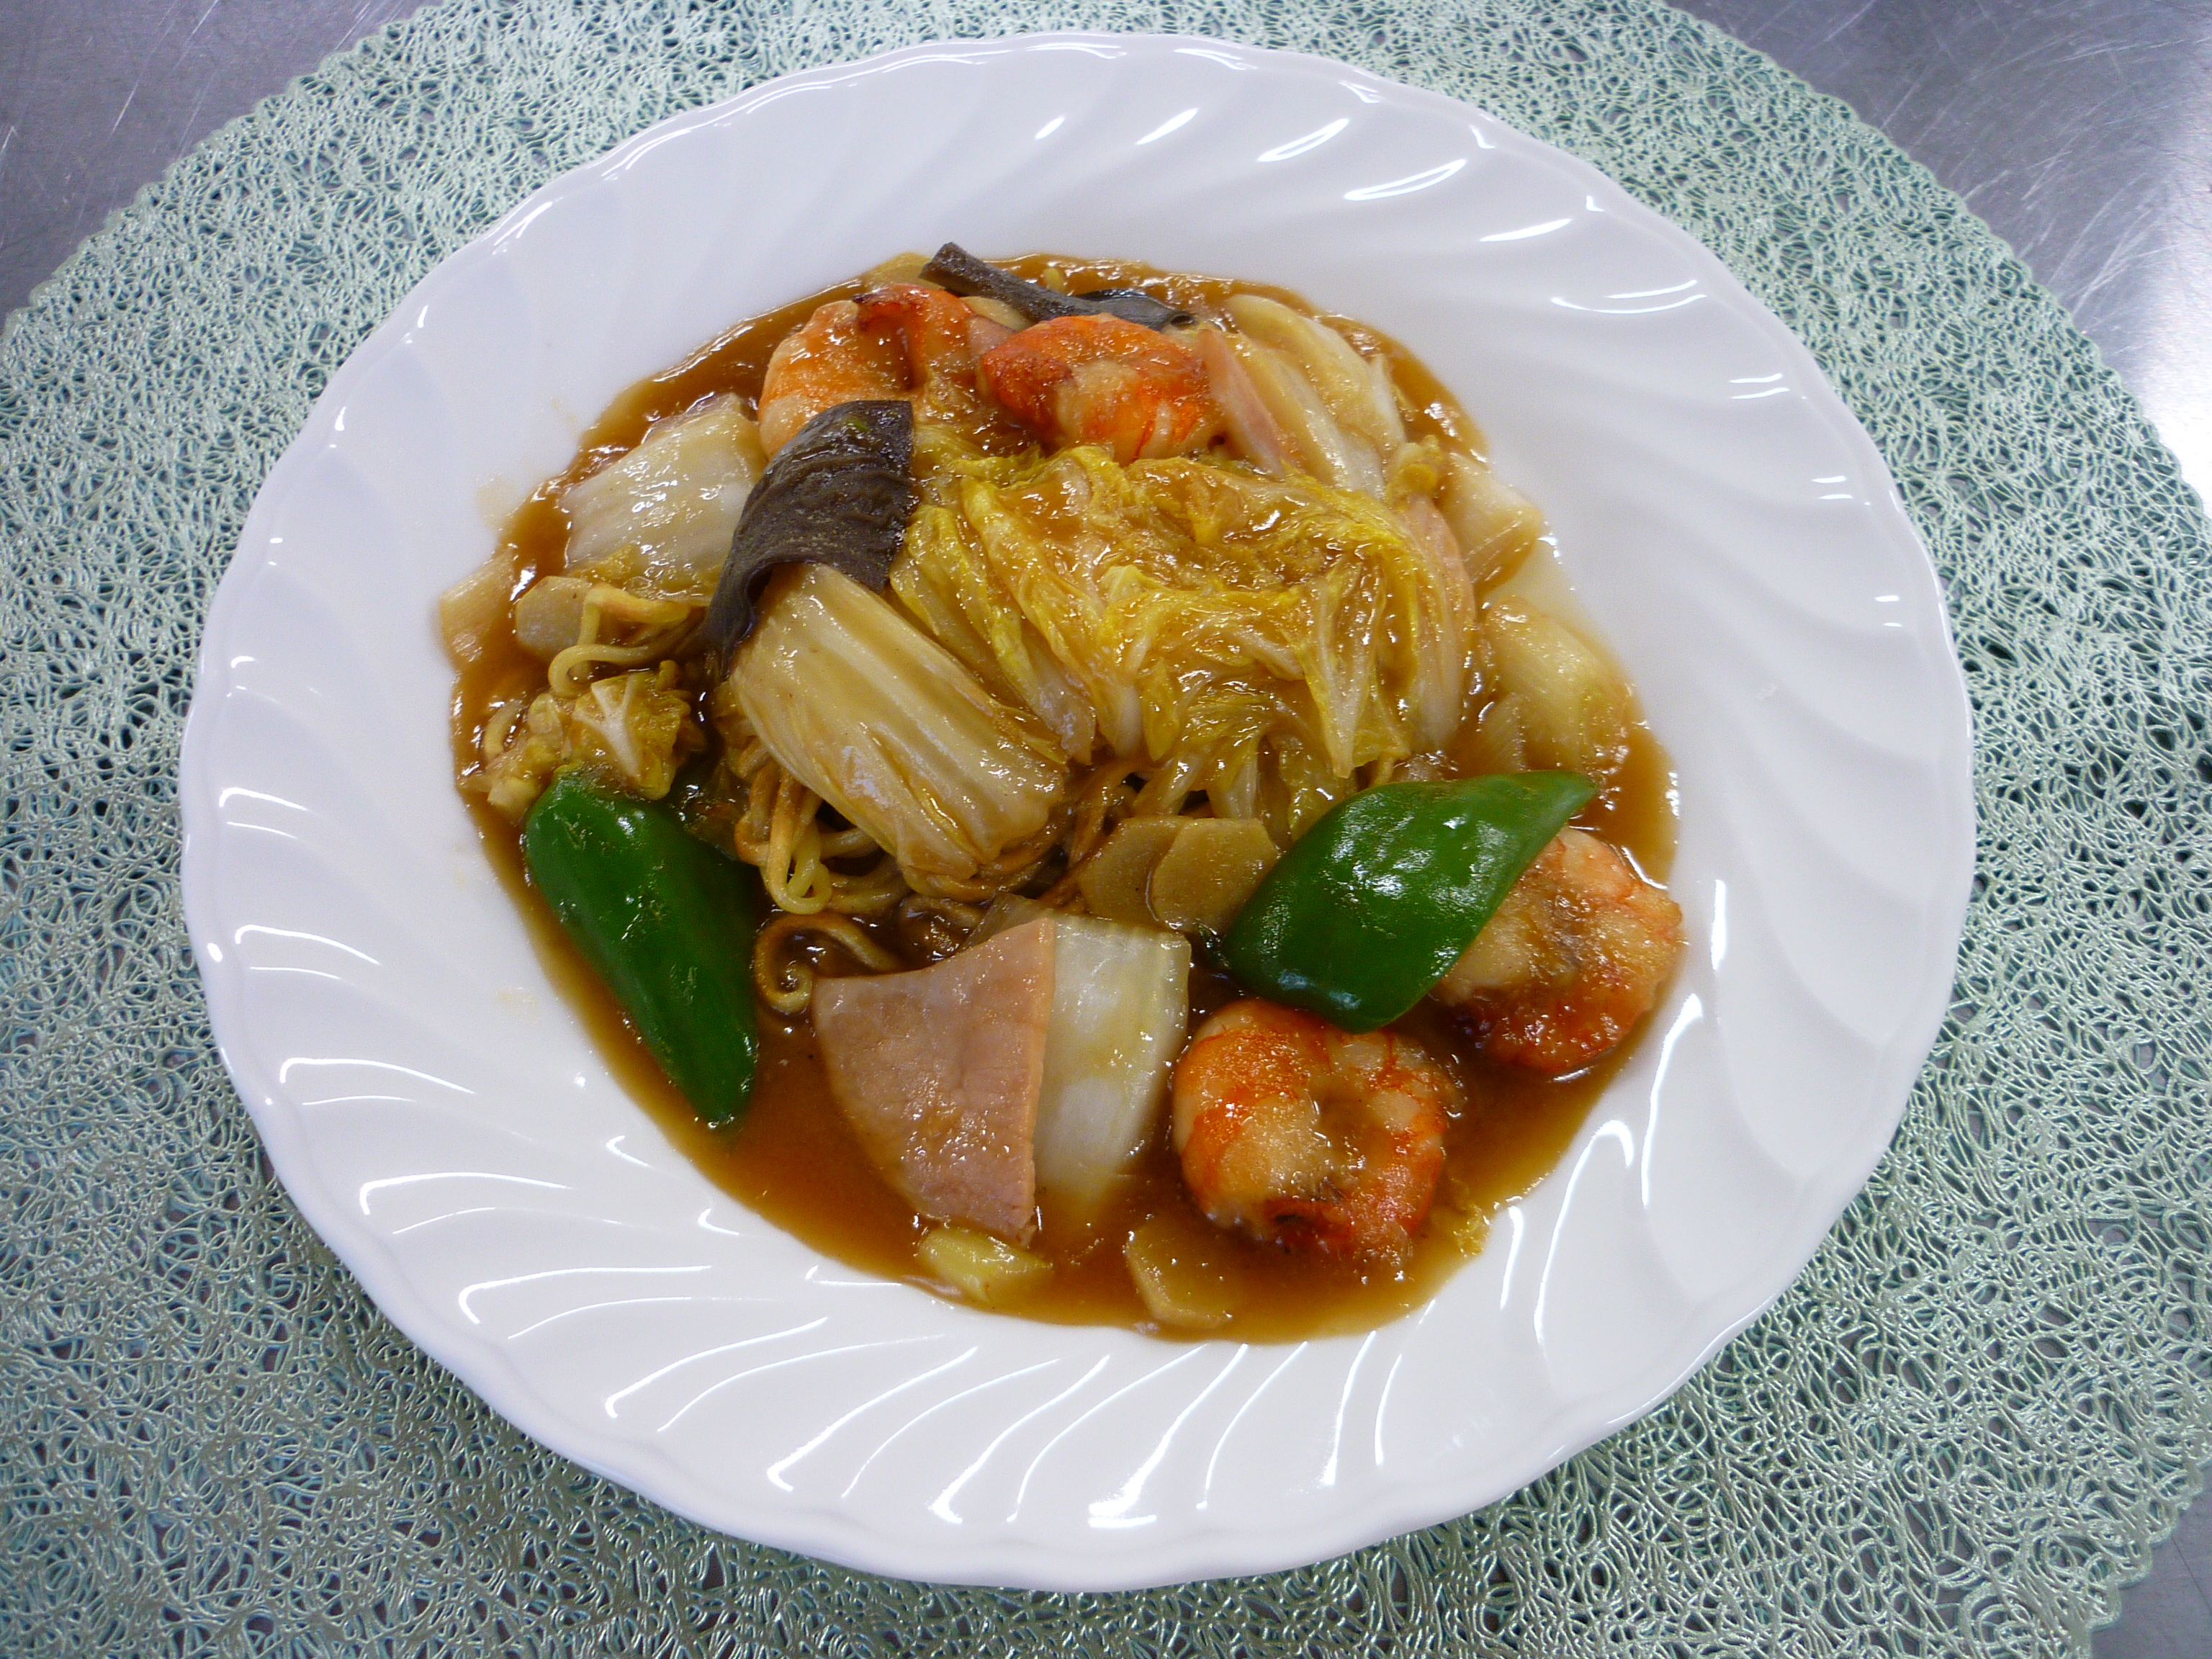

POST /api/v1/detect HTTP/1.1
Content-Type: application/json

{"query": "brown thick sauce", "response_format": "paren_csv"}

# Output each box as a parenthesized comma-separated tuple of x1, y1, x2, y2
(454, 258, 1678, 1342)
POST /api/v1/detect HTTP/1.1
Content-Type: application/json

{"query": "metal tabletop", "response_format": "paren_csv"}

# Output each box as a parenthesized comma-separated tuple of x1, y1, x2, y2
(3, 2, 2207, 1650)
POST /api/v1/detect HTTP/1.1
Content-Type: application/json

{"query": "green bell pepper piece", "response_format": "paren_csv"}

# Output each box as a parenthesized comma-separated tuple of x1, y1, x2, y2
(523, 770, 761, 1127)
(1221, 772, 1595, 1033)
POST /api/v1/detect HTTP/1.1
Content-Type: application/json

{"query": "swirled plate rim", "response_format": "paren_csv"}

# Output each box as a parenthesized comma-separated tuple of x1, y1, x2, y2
(179, 32, 1974, 1589)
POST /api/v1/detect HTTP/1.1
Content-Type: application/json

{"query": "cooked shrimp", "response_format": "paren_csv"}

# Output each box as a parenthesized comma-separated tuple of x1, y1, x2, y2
(858, 283, 1016, 436)
(1434, 827, 1683, 1074)
(1172, 999, 1451, 1262)
(979, 315, 1222, 463)
(756, 284, 1015, 454)
(757, 300, 900, 453)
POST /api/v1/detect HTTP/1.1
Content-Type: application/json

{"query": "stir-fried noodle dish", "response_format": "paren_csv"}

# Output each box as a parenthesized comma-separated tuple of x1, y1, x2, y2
(443, 248, 1685, 1339)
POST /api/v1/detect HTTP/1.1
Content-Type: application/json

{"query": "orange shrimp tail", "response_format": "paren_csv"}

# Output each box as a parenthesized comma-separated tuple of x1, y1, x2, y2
(1172, 1000, 1449, 1264)
(1262, 1124, 1446, 1261)
(756, 299, 907, 453)
(1460, 982, 1640, 1074)
(979, 315, 1221, 462)
(854, 282, 1017, 440)
(1175, 1008, 1327, 1195)
(855, 284, 997, 385)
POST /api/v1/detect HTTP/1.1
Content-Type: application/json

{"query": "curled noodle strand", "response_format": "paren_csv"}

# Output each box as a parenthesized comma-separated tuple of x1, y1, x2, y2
(762, 772, 831, 914)
(752, 912, 905, 1018)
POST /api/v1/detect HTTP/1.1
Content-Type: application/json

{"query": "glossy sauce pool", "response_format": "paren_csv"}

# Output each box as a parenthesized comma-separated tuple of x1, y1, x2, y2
(454, 258, 1679, 1341)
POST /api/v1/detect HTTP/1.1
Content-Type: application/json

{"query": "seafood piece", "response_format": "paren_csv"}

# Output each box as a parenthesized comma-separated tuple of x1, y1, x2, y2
(814, 917, 1056, 1241)
(979, 315, 1222, 462)
(756, 300, 902, 454)
(755, 284, 1015, 453)
(1224, 294, 1404, 464)
(1172, 999, 1452, 1261)
(1434, 827, 1682, 1073)
(856, 282, 1016, 437)
(1195, 328, 1293, 475)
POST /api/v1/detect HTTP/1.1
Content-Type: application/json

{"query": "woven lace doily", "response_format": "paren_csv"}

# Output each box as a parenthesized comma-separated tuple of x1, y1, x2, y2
(4, 1, 2208, 1652)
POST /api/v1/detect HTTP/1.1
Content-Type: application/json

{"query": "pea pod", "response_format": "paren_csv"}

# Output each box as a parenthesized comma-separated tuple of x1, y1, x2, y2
(1221, 773, 1595, 1033)
(524, 770, 761, 1127)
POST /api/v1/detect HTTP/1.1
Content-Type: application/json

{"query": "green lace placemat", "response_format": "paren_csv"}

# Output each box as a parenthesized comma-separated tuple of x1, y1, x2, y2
(4, 0, 2208, 1651)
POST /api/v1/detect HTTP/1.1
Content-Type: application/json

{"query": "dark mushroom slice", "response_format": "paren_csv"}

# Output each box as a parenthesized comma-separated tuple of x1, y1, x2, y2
(700, 399, 916, 670)
(920, 242, 1195, 331)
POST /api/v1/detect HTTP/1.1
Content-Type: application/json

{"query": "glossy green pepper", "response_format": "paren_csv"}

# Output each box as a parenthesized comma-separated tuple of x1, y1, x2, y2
(524, 770, 761, 1127)
(1221, 772, 1595, 1033)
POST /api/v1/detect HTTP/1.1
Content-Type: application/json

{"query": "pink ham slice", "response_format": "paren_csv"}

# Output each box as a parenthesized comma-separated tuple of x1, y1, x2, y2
(812, 917, 1055, 1242)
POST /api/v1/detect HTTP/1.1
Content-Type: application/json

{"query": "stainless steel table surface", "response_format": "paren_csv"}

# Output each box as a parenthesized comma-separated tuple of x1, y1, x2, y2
(3, 1, 2207, 1650)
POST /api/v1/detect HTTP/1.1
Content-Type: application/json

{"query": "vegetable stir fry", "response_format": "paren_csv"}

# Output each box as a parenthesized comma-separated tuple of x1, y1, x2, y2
(443, 248, 1684, 1339)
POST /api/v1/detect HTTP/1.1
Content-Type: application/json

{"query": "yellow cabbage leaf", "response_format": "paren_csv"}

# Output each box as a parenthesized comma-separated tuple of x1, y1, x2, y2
(894, 434, 1475, 840)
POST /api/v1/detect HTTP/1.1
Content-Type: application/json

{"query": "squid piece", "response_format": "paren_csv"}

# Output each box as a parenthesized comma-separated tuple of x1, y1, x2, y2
(562, 394, 765, 594)
(1224, 293, 1405, 462)
(813, 918, 1057, 1242)
(1194, 328, 1293, 476)
(1222, 329, 1384, 496)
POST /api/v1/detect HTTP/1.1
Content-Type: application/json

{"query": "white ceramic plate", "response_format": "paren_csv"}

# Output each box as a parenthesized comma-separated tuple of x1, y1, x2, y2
(179, 33, 1974, 1590)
